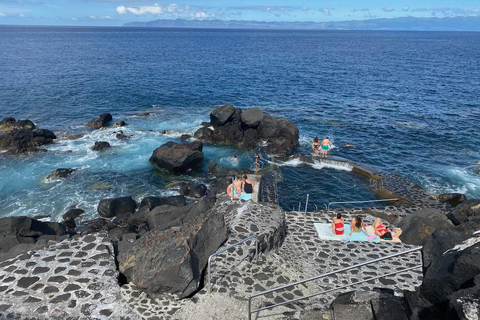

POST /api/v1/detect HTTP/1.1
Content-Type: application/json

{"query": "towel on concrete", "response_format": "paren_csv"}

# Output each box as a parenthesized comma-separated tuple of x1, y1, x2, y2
(313, 223, 380, 243)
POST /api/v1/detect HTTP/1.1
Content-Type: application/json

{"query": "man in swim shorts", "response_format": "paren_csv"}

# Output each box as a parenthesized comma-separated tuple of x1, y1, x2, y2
(321, 137, 332, 158)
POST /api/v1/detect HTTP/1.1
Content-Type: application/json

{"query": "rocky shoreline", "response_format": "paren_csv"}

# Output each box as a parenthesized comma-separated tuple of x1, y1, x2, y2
(0, 106, 479, 319)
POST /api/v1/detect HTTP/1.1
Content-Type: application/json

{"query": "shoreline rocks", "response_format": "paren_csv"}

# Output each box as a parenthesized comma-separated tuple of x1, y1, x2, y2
(150, 141, 204, 173)
(86, 113, 113, 129)
(194, 104, 299, 156)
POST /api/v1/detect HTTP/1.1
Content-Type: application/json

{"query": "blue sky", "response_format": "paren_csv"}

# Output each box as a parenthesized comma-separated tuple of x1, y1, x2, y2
(0, 0, 479, 26)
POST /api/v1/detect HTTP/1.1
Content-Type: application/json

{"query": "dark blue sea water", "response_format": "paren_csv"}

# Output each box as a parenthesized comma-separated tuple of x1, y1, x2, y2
(1, 26, 479, 220)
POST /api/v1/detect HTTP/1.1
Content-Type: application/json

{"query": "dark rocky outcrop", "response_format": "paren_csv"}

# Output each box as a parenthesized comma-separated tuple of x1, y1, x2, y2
(127, 206, 151, 226)
(140, 195, 186, 210)
(135, 112, 151, 117)
(195, 105, 299, 156)
(397, 208, 453, 245)
(45, 168, 77, 180)
(78, 218, 116, 236)
(62, 208, 85, 220)
(0, 128, 56, 153)
(180, 134, 192, 141)
(0, 117, 35, 132)
(415, 228, 480, 320)
(118, 198, 226, 299)
(86, 113, 113, 128)
(146, 199, 210, 231)
(150, 141, 204, 174)
(113, 121, 127, 128)
(189, 184, 207, 198)
(436, 193, 467, 208)
(114, 130, 129, 140)
(0, 216, 74, 261)
(91, 141, 111, 151)
(446, 199, 480, 225)
(97, 196, 137, 218)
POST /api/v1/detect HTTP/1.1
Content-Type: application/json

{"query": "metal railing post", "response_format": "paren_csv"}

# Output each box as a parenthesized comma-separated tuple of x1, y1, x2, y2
(305, 194, 309, 213)
(327, 198, 400, 213)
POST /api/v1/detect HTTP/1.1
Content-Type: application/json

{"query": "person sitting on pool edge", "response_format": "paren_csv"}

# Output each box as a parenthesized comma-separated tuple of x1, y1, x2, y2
(226, 176, 242, 200)
(373, 217, 393, 240)
(242, 174, 254, 195)
(349, 215, 371, 237)
(331, 213, 345, 235)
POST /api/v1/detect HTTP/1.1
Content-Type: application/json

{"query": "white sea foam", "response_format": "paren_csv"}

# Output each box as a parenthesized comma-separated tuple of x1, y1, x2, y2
(310, 159, 352, 171)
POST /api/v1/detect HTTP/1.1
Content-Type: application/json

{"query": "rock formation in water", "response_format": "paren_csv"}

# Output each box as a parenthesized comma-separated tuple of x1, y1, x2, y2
(0, 117, 56, 154)
(86, 113, 113, 129)
(194, 104, 299, 156)
(150, 141, 204, 173)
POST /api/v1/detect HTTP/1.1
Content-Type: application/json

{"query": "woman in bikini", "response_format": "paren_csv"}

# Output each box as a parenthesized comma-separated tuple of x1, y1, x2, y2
(312, 137, 320, 156)
(331, 213, 345, 235)
(349, 215, 371, 237)
(241, 174, 254, 195)
(373, 218, 393, 239)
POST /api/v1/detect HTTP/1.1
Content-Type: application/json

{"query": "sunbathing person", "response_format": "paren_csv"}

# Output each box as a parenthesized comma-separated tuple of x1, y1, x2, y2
(373, 218, 393, 239)
(349, 215, 370, 237)
(331, 213, 345, 235)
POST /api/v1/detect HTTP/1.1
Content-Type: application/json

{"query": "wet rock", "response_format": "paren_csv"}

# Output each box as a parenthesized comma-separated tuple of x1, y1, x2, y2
(135, 112, 151, 117)
(150, 141, 204, 174)
(45, 168, 77, 180)
(435, 193, 467, 208)
(128, 206, 151, 226)
(91, 141, 110, 151)
(113, 120, 127, 128)
(180, 134, 192, 141)
(446, 199, 480, 225)
(0, 128, 56, 153)
(207, 160, 251, 178)
(62, 208, 86, 220)
(397, 208, 453, 245)
(0, 117, 35, 132)
(86, 113, 112, 128)
(178, 184, 190, 196)
(97, 196, 137, 218)
(193, 126, 213, 142)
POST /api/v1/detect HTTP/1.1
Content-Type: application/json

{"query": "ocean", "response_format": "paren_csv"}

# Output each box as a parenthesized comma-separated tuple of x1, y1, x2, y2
(0, 26, 479, 220)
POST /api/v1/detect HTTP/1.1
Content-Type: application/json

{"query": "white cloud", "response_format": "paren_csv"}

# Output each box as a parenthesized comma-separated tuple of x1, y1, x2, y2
(115, 3, 214, 19)
(402, 6, 410, 12)
(0, 13, 6, 17)
(320, 8, 331, 16)
(382, 7, 395, 12)
(18, 13, 26, 17)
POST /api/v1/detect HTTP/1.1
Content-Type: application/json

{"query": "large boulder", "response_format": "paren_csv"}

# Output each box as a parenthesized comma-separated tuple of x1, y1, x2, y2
(86, 113, 113, 128)
(140, 195, 186, 210)
(446, 199, 480, 225)
(397, 208, 453, 245)
(189, 184, 207, 198)
(146, 198, 210, 231)
(118, 199, 227, 298)
(150, 141, 204, 174)
(207, 160, 251, 178)
(418, 228, 480, 319)
(0, 128, 56, 153)
(62, 208, 85, 220)
(436, 193, 467, 208)
(240, 107, 263, 128)
(210, 104, 235, 127)
(97, 196, 137, 218)
(0, 117, 35, 132)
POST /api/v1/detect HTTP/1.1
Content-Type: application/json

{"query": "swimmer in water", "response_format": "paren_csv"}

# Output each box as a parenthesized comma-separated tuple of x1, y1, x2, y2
(345, 142, 356, 148)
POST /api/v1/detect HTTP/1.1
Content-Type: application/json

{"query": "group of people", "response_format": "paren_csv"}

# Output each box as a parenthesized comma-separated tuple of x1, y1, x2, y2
(312, 137, 356, 158)
(227, 174, 255, 201)
(331, 214, 393, 240)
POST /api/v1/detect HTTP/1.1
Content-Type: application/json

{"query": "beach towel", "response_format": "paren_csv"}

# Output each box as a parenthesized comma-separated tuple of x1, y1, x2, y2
(239, 193, 252, 201)
(365, 226, 402, 243)
(313, 223, 380, 243)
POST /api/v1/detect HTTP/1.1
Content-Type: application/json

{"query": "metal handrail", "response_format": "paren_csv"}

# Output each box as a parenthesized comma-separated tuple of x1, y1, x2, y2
(208, 233, 259, 293)
(251, 160, 265, 171)
(297, 194, 310, 213)
(248, 246, 422, 320)
(326, 198, 399, 212)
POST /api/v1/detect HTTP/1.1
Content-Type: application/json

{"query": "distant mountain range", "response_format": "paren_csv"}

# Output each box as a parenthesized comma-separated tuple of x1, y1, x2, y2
(124, 16, 480, 31)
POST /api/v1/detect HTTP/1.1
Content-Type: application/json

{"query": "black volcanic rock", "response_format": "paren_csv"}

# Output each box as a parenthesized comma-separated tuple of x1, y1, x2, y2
(195, 105, 299, 156)
(97, 196, 137, 218)
(436, 193, 467, 208)
(86, 113, 113, 128)
(150, 141, 204, 173)
(397, 208, 453, 245)
(446, 199, 480, 225)
(45, 168, 77, 180)
(0, 117, 35, 132)
(0, 128, 56, 153)
(91, 141, 111, 151)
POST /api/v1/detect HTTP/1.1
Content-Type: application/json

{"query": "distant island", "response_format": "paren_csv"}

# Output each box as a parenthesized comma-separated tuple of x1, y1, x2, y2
(124, 16, 480, 31)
